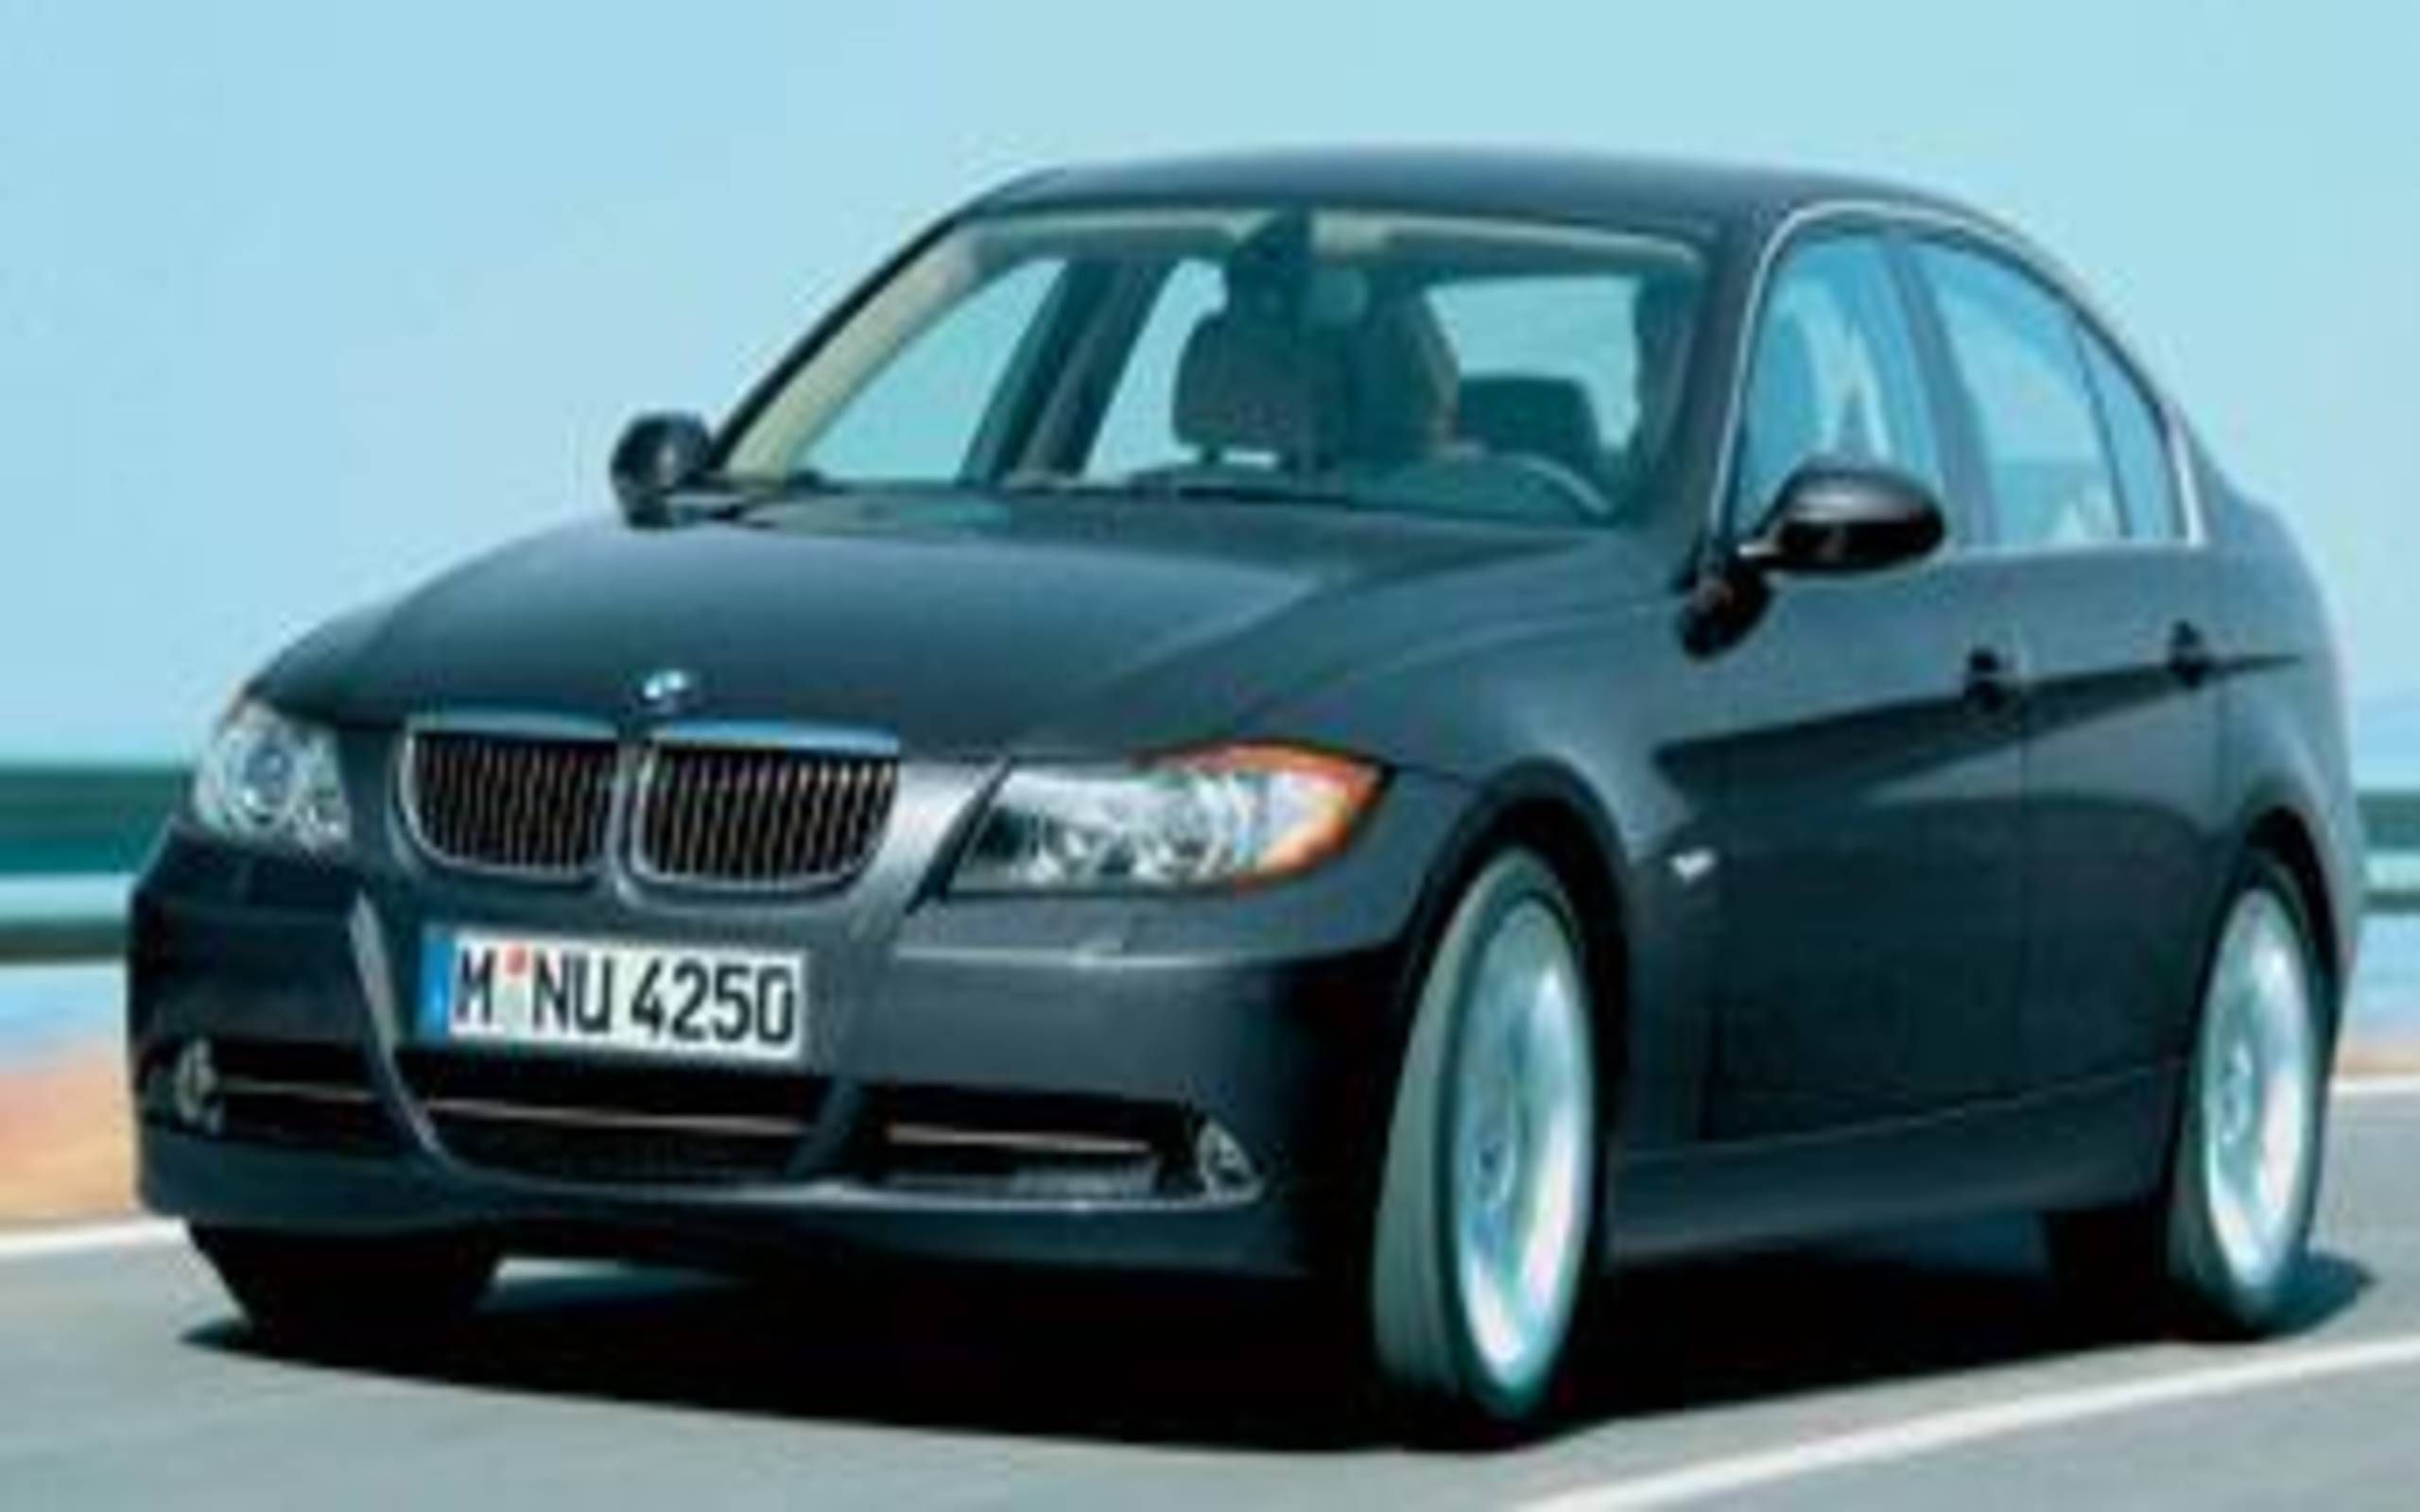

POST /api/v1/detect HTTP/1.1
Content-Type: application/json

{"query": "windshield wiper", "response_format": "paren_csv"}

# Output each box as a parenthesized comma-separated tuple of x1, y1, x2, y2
(1131, 473, 1364, 508)
(1021, 472, 1374, 512)
(993, 473, 1116, 498)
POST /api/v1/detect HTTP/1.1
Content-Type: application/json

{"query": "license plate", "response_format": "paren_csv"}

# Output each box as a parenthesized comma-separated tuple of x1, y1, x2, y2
(421, 928, 808, 1065)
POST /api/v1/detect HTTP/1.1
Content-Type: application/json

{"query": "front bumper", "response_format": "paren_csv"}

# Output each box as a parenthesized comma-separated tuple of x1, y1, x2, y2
(130, 766, 1467, 1280)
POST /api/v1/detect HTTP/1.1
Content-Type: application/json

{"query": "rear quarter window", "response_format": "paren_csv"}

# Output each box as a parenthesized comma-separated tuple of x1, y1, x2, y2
(2079, 329, 2185, 542)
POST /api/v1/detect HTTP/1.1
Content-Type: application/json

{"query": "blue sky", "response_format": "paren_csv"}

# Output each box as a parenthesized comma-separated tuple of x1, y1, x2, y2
(5, 2, 2414, 759)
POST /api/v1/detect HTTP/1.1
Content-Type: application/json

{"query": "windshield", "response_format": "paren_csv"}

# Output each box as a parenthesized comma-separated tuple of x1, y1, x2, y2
(723, 206, 1706, 528)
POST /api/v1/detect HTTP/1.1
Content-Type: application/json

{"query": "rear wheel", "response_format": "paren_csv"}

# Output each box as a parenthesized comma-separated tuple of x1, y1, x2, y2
(1369, 849, 1599, 1427)
(193, 1225, 498, 1345)
(2046, 853, 2329, 1334)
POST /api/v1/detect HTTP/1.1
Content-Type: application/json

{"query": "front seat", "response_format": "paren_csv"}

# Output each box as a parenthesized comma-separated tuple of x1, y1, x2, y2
(1338, 296, 1459, 470)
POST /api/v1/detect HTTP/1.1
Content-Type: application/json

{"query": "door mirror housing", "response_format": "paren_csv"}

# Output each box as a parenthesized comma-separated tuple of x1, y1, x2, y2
(610, 412, 713, 527)
(1742, 461, 1947, 576)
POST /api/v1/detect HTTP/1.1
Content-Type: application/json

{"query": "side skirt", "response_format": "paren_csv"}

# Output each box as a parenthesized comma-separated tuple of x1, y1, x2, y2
(1607, 1063, 2182, 1265)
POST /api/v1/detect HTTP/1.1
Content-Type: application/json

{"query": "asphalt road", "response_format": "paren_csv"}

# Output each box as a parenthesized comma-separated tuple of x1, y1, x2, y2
(4, 1086, 2417, 1511)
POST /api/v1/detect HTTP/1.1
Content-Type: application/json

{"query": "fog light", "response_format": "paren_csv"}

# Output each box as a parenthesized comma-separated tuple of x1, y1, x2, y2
(1193, 1120, 1258, 1196)
(171, 1039, 223, 1136)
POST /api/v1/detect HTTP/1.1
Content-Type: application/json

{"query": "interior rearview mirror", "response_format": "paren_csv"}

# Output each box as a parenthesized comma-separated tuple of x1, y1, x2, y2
(610, 413, 713, 527)
(1743, 461, 1946, 576)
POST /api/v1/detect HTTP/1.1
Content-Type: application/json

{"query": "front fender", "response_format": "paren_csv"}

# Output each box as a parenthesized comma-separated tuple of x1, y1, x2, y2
(1236, 601, 1726, 1153)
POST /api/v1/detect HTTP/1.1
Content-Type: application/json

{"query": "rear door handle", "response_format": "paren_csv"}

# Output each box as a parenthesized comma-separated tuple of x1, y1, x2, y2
(2169, 621, 2215, 688)
(1963, 645, 2025, 713)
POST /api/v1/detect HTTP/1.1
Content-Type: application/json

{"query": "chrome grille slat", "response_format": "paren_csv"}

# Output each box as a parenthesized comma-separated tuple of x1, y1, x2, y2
(829, 765, 856, 865)
(852, 765, 888, 860)
(548, 747, 575, 864)
(863, 765, 892, 855)
(706, 754, 730, 876)
(504, 744, 527, 867)
(741, 765, 767, 882)
(799, 761, 834, 872)
(405, 730, 618, 877)
(717, 753, 747, 880)
(779, 758, 814, 873)
(487, 741, 511, 862)
(731, 759, 760, 882)
(633, 741, 895, 888)
(681, 754, 704, 873)
(458, 740, 483, 856)
(844, 765, 871, 858)
(525, 747, 552, 868)
(404, 726, 892, 887)
(475, 740, 500, 860)
(826, 763, 856, 865)
(555, 749, 581, 868)
(836, 765, 860, 869)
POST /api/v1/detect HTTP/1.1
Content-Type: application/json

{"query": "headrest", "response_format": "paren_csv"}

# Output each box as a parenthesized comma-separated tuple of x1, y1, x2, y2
(1457, 374, 1605, 477)
(1342, 297, 1458, 466)
(1173, 310, 1346, 462)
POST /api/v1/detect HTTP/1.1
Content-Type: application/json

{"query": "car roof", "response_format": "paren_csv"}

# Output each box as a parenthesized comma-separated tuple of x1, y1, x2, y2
(971, 146, 1982, 241)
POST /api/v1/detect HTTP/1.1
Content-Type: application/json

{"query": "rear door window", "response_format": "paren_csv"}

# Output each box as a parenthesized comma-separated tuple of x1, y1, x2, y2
(1914, 245, 2124, 551)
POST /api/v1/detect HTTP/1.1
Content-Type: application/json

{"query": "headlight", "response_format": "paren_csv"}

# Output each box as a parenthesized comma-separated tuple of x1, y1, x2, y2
(190, 699, 351, 855)
(953, 745, 1381, 893)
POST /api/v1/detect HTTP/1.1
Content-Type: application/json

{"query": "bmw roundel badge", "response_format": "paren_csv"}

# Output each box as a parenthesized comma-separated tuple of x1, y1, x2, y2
(637, 666, 700, 716)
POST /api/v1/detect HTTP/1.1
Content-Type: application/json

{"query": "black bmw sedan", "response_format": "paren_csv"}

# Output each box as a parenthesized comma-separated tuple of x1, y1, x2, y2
(131, 149, 2362, 1426)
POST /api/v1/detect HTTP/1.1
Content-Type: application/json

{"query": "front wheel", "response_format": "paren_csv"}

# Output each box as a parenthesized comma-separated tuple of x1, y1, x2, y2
(1369, 849, 1600, 1427)
(2047, 853, 2330, 1334)
(193, 1225, 498, 1346)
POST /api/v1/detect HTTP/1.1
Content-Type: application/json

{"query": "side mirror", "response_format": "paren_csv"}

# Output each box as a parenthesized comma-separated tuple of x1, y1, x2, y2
(1742, 461, 1946, 576)
(610, 413, 713, 527)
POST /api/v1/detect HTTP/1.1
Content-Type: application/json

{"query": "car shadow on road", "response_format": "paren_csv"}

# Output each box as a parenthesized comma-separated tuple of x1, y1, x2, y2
(185, 1218, 2373, 1452)
(1567, 1221, 2371, 1426)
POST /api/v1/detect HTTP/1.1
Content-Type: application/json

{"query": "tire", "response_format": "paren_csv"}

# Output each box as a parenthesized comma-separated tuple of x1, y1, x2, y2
(193, 1225, 498, 1346)
(1370, 849, 1600, 1427)
(2046, 852, 2330, 1335)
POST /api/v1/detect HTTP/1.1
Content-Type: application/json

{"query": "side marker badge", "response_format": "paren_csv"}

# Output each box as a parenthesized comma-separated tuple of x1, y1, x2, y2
(1671, 848, 1719, 887)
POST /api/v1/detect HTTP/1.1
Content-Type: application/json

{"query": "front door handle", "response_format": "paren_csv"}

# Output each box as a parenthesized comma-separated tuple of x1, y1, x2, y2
(2169, 621, 2215, 688)
(1963, 645, 2025, 713)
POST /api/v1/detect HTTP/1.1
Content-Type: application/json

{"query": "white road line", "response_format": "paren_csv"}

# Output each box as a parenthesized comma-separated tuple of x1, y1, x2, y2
(1518, 1333, 2420, 1512)
(0, 1218, 180, 1263)
(2338, 1074, 2420, 1100)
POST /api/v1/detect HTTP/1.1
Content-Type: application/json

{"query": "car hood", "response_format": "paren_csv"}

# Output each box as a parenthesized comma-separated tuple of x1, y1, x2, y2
(265, 491, 1641, 758)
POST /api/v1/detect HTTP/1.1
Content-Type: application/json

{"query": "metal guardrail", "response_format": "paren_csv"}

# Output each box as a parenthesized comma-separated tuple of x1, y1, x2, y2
(0, 768, 2412, 964)
(2365, 791, 2420, 915)
(0, 765, 180, 964)
(0, 765, 184, 879)
(0, 917, 126, 967)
